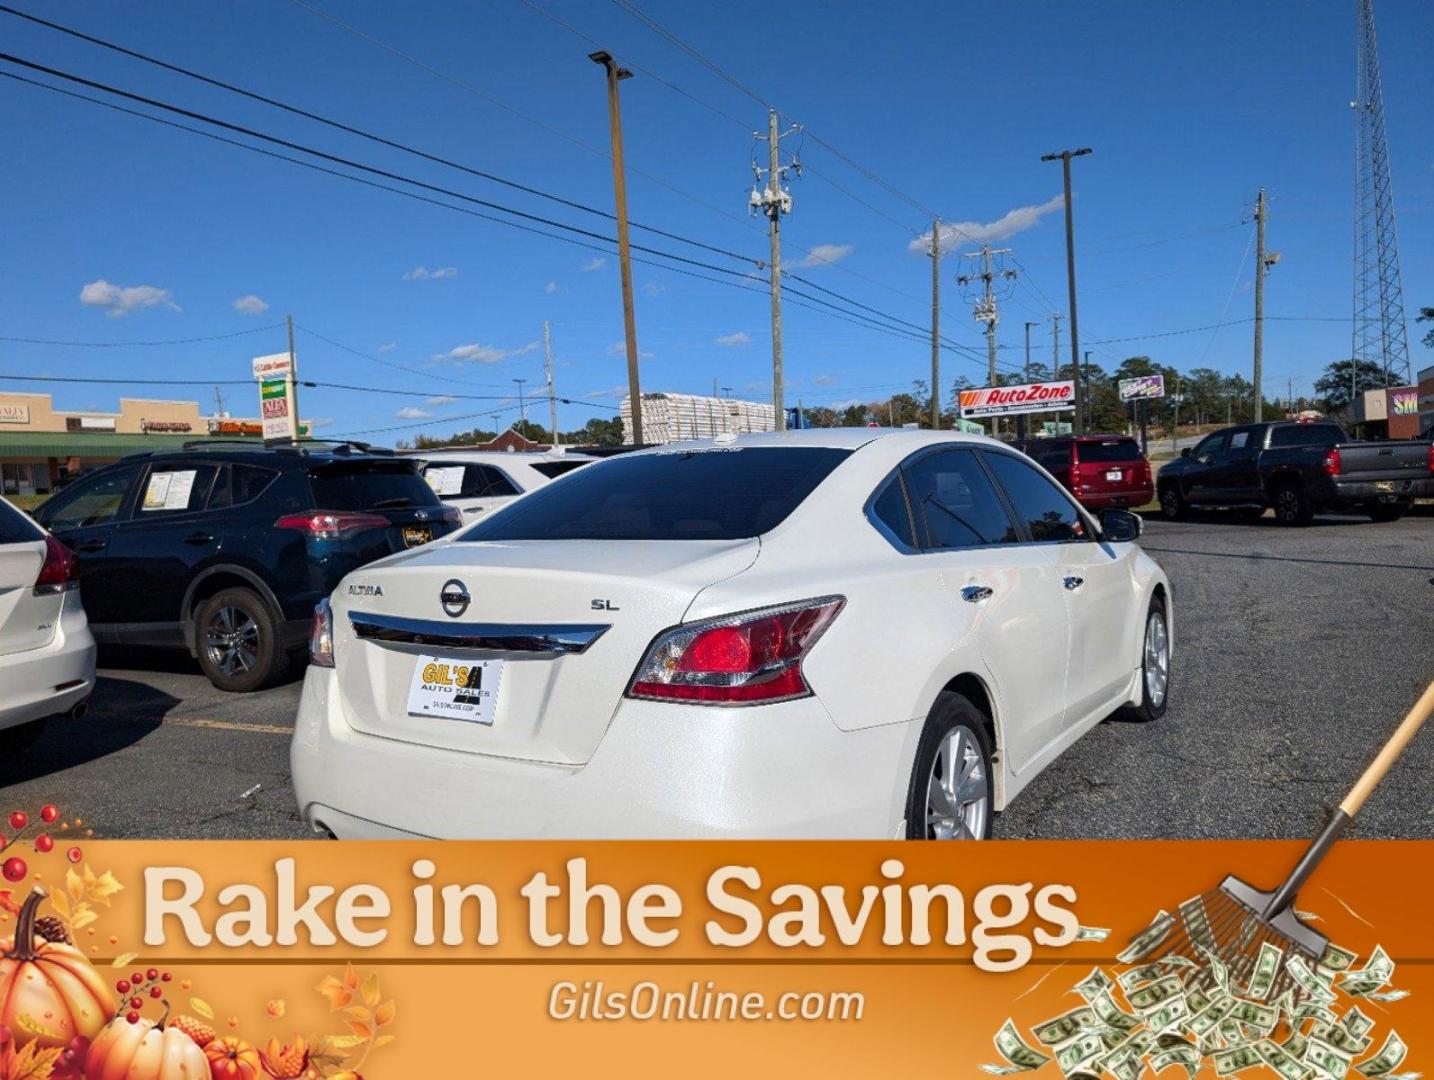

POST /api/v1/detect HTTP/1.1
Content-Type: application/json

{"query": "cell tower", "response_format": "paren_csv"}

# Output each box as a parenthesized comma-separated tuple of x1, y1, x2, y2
(1350, 0, 1410, 386)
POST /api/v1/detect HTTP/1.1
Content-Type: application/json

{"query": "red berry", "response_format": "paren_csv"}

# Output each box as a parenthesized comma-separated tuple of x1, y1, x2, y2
(150, 986, 162, 999)
(116, 980, 130, 994)
(129, 997, 143, 1010)
(161, 972, 172, 982)
(8, 812, 26, 831)
(125, 1012, 139, 1025)
(66, 846, 82, 863)
(146, 968, 159, 981)
(1, 856, 26, 882)
(40, 805, 59, 824)
(131, 972, 143, 986)
(35, 834, 54, 853)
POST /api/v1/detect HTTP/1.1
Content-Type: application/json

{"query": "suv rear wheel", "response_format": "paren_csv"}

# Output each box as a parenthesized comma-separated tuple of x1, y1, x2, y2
(195, 587, 288, 692)
(1158, 483, 1187, 521)
(905, 692, 994, 840)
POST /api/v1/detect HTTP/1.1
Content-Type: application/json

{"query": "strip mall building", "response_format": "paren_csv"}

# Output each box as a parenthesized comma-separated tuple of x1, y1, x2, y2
(0, 392, 298, 497)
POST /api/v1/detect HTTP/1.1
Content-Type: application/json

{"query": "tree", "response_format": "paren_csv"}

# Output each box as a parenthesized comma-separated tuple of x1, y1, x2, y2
(567, 416, 624, 446)
(799, 405, 838, 428)
(1419, 306, 1434, 351)
(837, 403, 869, 427)
(1314, 358, 1388, 414)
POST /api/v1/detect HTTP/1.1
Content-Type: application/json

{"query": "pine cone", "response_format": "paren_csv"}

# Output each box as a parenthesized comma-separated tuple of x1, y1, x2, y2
(33, 915, 70, 944)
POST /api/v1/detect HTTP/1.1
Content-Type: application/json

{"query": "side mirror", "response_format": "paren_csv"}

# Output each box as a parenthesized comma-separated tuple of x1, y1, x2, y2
(1180, 447, 1191, 458)
(1100, 508, 1142, 543)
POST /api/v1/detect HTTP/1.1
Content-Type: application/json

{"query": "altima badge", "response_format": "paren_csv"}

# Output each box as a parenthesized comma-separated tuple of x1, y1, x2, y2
(440, 579, 471, 618)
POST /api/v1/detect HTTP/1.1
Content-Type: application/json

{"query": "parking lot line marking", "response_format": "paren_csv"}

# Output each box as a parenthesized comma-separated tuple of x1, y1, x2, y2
(167, 717, 294, 735)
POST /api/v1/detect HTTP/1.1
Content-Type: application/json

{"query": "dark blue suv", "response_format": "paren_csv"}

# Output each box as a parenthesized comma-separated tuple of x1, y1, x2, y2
(32, 441, 458, 691)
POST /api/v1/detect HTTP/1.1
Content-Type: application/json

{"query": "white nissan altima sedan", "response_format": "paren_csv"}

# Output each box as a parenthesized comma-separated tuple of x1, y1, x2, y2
(291, 429, 1171, 840)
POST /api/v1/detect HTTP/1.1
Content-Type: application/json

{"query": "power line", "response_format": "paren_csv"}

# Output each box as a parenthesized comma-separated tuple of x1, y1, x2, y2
(0, 324, 284, 347)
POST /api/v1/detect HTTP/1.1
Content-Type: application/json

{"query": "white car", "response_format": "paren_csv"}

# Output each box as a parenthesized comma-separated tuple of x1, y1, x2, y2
(416, 449, 593, 522)
(292, 429, 1171, 839)
(0, 498, 96, 758)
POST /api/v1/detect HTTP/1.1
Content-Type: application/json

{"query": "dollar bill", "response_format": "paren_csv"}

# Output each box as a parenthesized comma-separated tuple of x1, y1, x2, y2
(1283, 1031, 1309, 1060)
(1288, 954, 1339, 1005)
(1295, 1001, 1339, 1028)
(1307, 1037, 1355, 1079)
(1362, 989, 1409, 1003)
(1186, 986, 1212, 1015)
(1355, 1032, 1407, 1078)
(1246, 941, 1284, 1001)
(1319, 943, 1358, 973)
(1340, 947, 1394, 997)
(1118, 911, 1176, 965)
(1227, 999, 1279, 1033)
(1151, 1044, 1200, 1078)
(1033, 1006, 1098, 1047)
(1258, 1038, 1313, 1080)
(1179, 895, 1216, 952)
(1343, 1007, 1376, 1040)
(985, 1018, 1053, 1074)
(1146, 997, 1191, 1034)
(1187, 997, 1236, 1039)
(1119, 963, 1171, 992)
(1073, 967, 1114, 1002)
(1313, 1021, 1373, 1057)
(1075, 925, 1111, 942)
(1199, 945, 1232, 993)
(1213, 1044, 1264, 1076)
(1128, 975, 1185, 1014)
(1056, 1033, 1107, 1076)
(1091, 990, 1141, 1034)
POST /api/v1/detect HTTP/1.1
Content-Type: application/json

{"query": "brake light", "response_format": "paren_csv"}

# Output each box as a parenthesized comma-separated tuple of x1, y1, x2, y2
(627, 597, 845, 705)
(1428, 443, 1434, 474)
(33, 535, 78, 594)
(275, 510, 390, 539)
(309, 597, 335, 668)
(1322, 448, 1341, 477)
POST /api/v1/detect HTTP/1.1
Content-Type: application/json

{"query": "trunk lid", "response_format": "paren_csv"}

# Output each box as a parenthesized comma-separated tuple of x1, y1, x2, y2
(1072, 438, 1150, 494)
(330, 537, 760, 764)
(1333, 441, 1433, 479)
(0, 527, 61, 658)
(307, 459, 458, 551)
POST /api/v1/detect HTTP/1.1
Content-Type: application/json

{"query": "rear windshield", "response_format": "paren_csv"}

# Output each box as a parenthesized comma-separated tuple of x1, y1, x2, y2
(0, 498, 43, 544)
(308, 462, 443, 511)
(1269, 424, 1342, 448)
(1076, 440, 1142, 463)
(463, 447, 852, 541)
(530, 460, 591, 479)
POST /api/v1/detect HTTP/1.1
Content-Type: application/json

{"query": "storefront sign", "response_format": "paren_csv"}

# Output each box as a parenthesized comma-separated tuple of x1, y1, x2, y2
(65, 415, 117, 432)
(959, 381, 1075, 418)
(0, 403, 30, 424)
(140, 419, 194, 433)
(1390, 389, 1418, 416)
(252, 352, 293, 380)
(260, 377, 292, 441)
(1118, 374, 1166, 402)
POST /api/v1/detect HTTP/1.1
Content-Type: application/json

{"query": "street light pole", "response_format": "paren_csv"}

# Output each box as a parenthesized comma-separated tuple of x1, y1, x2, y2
(513, 378, 527, 430)
(1041, 147, 1092, 435)
(590, 50, 642, 445)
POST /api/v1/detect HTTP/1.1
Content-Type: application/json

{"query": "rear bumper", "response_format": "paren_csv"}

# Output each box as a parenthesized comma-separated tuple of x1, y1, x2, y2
(1075, 486, 1154, 510)
(1330, 476, 1434, 503)
(290, 666, 912, 839)
(0, 590, 97, 732)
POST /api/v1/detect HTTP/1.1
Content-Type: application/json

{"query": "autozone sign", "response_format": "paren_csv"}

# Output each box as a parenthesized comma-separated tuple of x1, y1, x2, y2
(959, 381, 1074, 418)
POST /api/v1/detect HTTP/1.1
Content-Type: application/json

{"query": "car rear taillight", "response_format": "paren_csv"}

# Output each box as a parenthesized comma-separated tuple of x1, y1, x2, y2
(33, 535, 78, 594)
(627, 597, 845, 705)
(275, 510, 390, 539)
(1428, 443, 1434, 474)
(1322, 448, 1341, 477)
(309, 598, 335, 668)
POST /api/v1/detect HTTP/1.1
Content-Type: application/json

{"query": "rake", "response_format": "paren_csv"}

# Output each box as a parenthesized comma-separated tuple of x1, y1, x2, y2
(1134, 679, 1434, 1002)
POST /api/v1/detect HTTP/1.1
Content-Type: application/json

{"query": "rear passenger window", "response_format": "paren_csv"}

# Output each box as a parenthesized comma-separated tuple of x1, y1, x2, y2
(208, 464, 279, 509)
(464, 465, 520, 499)
(0, 499, 43, 544)
(869, 477, 915, 548)
(903, 450, 1018, 550)
(138, 465, 218, 516)
(983, 452, 1087, 543)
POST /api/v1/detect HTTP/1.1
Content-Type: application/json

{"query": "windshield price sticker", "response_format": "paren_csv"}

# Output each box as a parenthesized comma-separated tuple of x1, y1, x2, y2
(141, 470, 198, 512)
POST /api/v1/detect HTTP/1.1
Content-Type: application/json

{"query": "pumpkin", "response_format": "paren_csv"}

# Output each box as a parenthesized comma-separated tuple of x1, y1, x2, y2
(85, 1013, 209, 1080)
(0, 887, 115, 1050)
(204, 1036, 261, 1080)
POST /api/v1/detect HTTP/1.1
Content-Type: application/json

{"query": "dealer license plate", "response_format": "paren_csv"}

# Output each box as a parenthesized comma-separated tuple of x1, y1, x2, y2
(406, 655, 502, 724)
(402, 525, 433, 548)
(1374, 481, 1395, 493)
(1105, 470, 1123, 482)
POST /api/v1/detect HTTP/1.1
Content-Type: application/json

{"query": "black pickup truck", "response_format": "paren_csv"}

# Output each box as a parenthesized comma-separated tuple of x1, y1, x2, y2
(1157, 420, 1434, 525)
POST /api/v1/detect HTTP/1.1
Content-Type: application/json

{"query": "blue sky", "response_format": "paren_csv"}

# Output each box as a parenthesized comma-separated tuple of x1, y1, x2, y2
(1, 0, 1430, 438)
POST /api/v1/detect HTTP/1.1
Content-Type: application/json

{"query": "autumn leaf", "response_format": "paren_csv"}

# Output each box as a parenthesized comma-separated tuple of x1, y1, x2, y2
(373, 1000, 395, 1027)
(110, 952, 138, 968)
(3, 1041, 64, 1080)
(344, 1020, 372, 1040)
(0, 890, 19, 917)
(360, 972, 381, 1008)
(65, 868, 83, 905)
(342, 963, 358, 990)
(373, 1034, 396, 1050)
(85, 868, 124, 905)
(320, 1035, 365, 1053)
(315, 975, 353, 1011)
(265, 999, 285, 1019)
(70, 908, 98, 931)
(342, 1006, 371, 1026)
(189, 997, 215, 1021)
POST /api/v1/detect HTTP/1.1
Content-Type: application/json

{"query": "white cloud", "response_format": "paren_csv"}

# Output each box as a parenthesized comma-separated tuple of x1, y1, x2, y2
(744, 380, 769, 393)
(232, 294, 269, 315)
(642, 280, 668, 297)
(910, 194, 1066, 254)
(425, 395, 457, 405)
(580, 257, 607, 272)
(714, 331, 751, 347)
(308, 417, 334, 430)
(377, 341, 396, 353)
(403, 265, 458, 280)
(79, 279, 179, 318)
(544, 280, 560, 294)
(792, 243, 853, 269)
(586, 385, 629, 400)
(432, 340, 540, 364)
(396, 406, 432, 419)
(812, 372, 837, 386)
(605, 340, 653, 360)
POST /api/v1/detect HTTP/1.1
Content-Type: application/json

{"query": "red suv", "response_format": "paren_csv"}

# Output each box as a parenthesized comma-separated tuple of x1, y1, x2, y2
(1016, 435, 1154, 511)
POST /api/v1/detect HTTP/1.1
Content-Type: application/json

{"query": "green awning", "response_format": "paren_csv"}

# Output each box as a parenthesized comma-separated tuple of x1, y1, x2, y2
(0, 431, 262, 459)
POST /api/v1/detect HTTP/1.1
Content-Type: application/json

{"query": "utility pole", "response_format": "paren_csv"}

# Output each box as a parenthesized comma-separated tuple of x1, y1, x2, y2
(1253, 188, 1267, 422)
(590, 51, 642, 444)
(1051, 312, 1063, 373)
(1041, 147, 1093, 434)
(929, 217, 941, 429)
(1083, 351, 1093, 432)
(751, 109, 798, 430)
(957, 245, 1016, 434)
(1019, 320, 1037, 440)
(285, 314, 300, 441)
(543, 320, 559, 445)
(513, 378, 527, 430)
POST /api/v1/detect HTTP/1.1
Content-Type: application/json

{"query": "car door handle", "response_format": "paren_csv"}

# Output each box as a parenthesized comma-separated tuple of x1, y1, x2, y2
(74, 539, 106, 553)
(1064, 575, 1085, 590)
(183, 531, 216, 545)
(961, 585, 994, 603)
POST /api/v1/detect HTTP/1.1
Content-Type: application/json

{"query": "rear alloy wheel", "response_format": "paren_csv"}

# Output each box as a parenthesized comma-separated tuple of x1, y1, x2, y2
(1158, 484, 1187, 521)
(1271, 481, 1313, 526)
(196, 587, 287, 692)
(1120, 598, 1170, 723)
(906, 692, 993, 840)
(1366, 500, 1409, 523)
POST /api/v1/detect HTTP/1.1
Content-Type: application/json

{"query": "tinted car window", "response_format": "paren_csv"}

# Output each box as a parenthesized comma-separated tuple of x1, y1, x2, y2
(466, 465, 520, 499)
(1191, 432, 1229, 459)
(1075, 440, 1141, 463)
(310, 463, 443, 511)
(464, 447, 851, 542)
(903, 449, 1017, 550)
(209, 463, 280, 509)
(1228, 429, 1253, 451)
(0, 499, 43, 545)
(136, 464, 219, 516)
(38, 465, 139, 531)
(983, 452, 1087, 543)
(530, 460, 590, 480)
(1269, 424, 1342, 448)
(870, 476, 915, 548)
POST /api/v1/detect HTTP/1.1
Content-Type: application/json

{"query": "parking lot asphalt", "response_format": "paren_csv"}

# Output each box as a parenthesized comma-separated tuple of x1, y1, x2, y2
(2, 507, 1431, 841)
